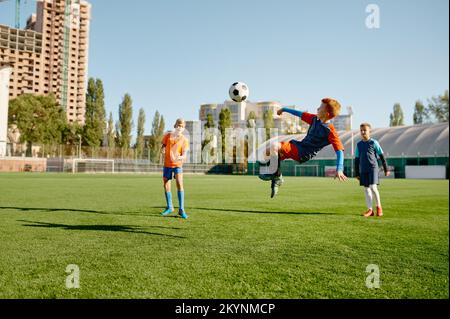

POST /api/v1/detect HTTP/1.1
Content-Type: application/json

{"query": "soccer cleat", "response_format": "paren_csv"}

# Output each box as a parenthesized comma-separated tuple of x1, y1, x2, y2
(376, 206, 383, 217)
(270, 175, 284, 198)
(178, 210, 188, 219)
(161, 207, 174, 216)
(363, 208, 374, 217)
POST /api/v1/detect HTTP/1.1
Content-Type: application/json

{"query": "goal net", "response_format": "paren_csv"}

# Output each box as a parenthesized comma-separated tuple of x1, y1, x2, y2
(72, 158, 115, 173)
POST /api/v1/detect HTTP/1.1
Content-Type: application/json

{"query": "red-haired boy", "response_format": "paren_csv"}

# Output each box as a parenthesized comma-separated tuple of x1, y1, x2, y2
(260, 98, 348, 197)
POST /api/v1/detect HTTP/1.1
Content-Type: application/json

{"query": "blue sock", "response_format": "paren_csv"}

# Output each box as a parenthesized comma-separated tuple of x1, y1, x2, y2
(165, 192, 173, 209)
(177, 191, 184, 211)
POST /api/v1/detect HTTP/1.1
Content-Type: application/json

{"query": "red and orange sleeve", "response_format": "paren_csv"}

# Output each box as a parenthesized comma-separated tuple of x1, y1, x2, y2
(301, 112, 316, 125)
(328, 126, 344, 152)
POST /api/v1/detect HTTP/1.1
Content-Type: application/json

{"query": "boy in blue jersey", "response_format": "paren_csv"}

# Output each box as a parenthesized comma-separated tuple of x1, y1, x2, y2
(259, 98, 348, 198)
(355, 123, 390, 217)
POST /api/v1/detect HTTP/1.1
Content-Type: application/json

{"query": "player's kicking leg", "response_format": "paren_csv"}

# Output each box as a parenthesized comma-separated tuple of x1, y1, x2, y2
(270, 156, 284, 198)
(257, 141, 284, 198)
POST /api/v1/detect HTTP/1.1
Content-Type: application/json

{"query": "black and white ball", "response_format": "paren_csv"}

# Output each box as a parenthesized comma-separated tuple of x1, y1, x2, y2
(229, 82, 249, 102)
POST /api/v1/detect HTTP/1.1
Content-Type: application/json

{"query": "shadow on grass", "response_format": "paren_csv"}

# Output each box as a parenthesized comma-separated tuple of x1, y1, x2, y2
(151, 206, 334, 215)
(17, 220, 186, 239)
(0, 206, 184, 223)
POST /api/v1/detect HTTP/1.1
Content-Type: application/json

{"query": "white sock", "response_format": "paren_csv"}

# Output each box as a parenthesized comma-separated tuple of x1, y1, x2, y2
(364, 187, 373, 209)
(370, 184, 381, 207)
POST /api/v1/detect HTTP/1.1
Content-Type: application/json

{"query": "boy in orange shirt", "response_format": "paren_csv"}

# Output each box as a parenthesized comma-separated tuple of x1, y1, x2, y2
(160, 119, 189, 219)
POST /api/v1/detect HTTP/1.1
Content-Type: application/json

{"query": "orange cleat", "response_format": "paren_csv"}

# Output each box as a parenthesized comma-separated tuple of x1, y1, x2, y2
(376, 206, 383, 217)
(363, 208, 374, 217)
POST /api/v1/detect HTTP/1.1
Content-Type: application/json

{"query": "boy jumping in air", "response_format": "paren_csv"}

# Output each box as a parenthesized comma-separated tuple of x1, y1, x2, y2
(355, 123, 390, 217)
(161, 119, 189, 219)
(260, 98, 348, 197)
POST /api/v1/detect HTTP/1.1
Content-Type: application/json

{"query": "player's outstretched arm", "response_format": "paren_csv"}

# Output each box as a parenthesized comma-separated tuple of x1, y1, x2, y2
(335, 170, 348, 181)
(277, 107, 303, 117)
(334, 150, 348, 181)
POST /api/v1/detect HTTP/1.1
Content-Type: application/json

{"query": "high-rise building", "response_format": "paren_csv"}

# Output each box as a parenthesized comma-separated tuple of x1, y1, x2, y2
(0, 0, 91, 124)
(184, 120, 201, 163)
(330, 114, 352, 132)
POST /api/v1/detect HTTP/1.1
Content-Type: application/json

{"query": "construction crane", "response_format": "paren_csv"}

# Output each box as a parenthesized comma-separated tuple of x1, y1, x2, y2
(0, 0, 23, 29)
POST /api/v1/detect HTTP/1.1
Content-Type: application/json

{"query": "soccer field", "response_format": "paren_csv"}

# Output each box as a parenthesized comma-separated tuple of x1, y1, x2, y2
(0, 173, 448, 299)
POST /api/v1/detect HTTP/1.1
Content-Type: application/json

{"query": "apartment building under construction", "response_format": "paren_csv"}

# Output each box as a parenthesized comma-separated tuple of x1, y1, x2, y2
(0, 0, 91, 124)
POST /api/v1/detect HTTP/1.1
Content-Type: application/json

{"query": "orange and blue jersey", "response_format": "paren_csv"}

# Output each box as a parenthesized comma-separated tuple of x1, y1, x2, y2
(162, 132, 189, 168)
(280, 108, 345, 172)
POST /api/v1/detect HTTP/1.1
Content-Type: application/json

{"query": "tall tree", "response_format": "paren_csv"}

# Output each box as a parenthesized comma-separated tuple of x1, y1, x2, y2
(84, 78, 106, 147)
(114, 121, 121, 147)
(158, 115, 165, 143)
(389, 103, 404, 127)
(135, 108, 146, 158)
(107, 112, 115, 148)
(247, 111, 257, 128)
(156, 115, 165, 163)
(427, 90, 449, 123)
(202, 113, 216, 159)
(219, 108, 232, 163)
(263, 109, 275, 140)
(62, 122, 83, 146)
(205, 113, 215, 129)
(118, 94, 133, 149)
(149, 111, 165, 162)
(413, 100, 428, 125)
(8, 94, 66, 156)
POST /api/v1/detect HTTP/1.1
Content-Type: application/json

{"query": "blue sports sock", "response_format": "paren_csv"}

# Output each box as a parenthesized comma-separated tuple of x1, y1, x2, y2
(177, 191, 184, 211)
(165, 192, 173, 209)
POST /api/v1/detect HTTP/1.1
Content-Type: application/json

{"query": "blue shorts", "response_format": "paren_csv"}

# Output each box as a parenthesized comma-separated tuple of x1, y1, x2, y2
(163, 167, 183, 180)
(360, 170, 379, 187)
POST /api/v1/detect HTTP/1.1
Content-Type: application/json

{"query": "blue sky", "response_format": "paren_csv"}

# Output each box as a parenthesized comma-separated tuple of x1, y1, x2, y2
(1, 0, 448, 134)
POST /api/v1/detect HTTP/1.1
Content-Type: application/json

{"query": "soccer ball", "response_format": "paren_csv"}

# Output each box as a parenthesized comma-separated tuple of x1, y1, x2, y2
(229, 82, 249, 102)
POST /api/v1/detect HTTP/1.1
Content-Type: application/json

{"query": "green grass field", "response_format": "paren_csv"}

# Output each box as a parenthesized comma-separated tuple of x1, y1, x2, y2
(0, 173, 448, 299)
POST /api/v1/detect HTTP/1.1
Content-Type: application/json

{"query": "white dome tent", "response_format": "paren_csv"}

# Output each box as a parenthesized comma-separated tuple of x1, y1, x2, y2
(249, 122, 449, 179)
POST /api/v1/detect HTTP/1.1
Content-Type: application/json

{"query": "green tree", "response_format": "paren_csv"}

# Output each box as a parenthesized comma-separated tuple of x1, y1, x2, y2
(114, 120, 121, 147)
(427, 90, 449, 123)
(83, 78, 106, 147)
(389, 103, 404, 127)
(158, 115, 165, 142)
(107, 112, 115, 148)
(8, 94, 66, 156)
(219, 108, 232, 163)
(118, 94, 133, 150)
(149, 111, 166, 163)
(263, 109, 275, 140)
(247, 111, 257, 128)
(156, 115, 165, 163)
(202, 113, 216, 160)
(135, 108, 146, 158)
(62, 122, 83, 145)
(205, 113, 215, 129)
(413, 100, 428, 125)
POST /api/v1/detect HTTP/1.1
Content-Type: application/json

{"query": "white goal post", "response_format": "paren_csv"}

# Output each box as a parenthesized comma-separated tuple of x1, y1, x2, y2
(72, 158, 115, 173)
(294, 164, 319, 177)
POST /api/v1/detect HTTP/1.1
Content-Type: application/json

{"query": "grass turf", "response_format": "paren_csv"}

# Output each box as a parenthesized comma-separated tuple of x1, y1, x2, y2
(0, 173, 448, 299)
